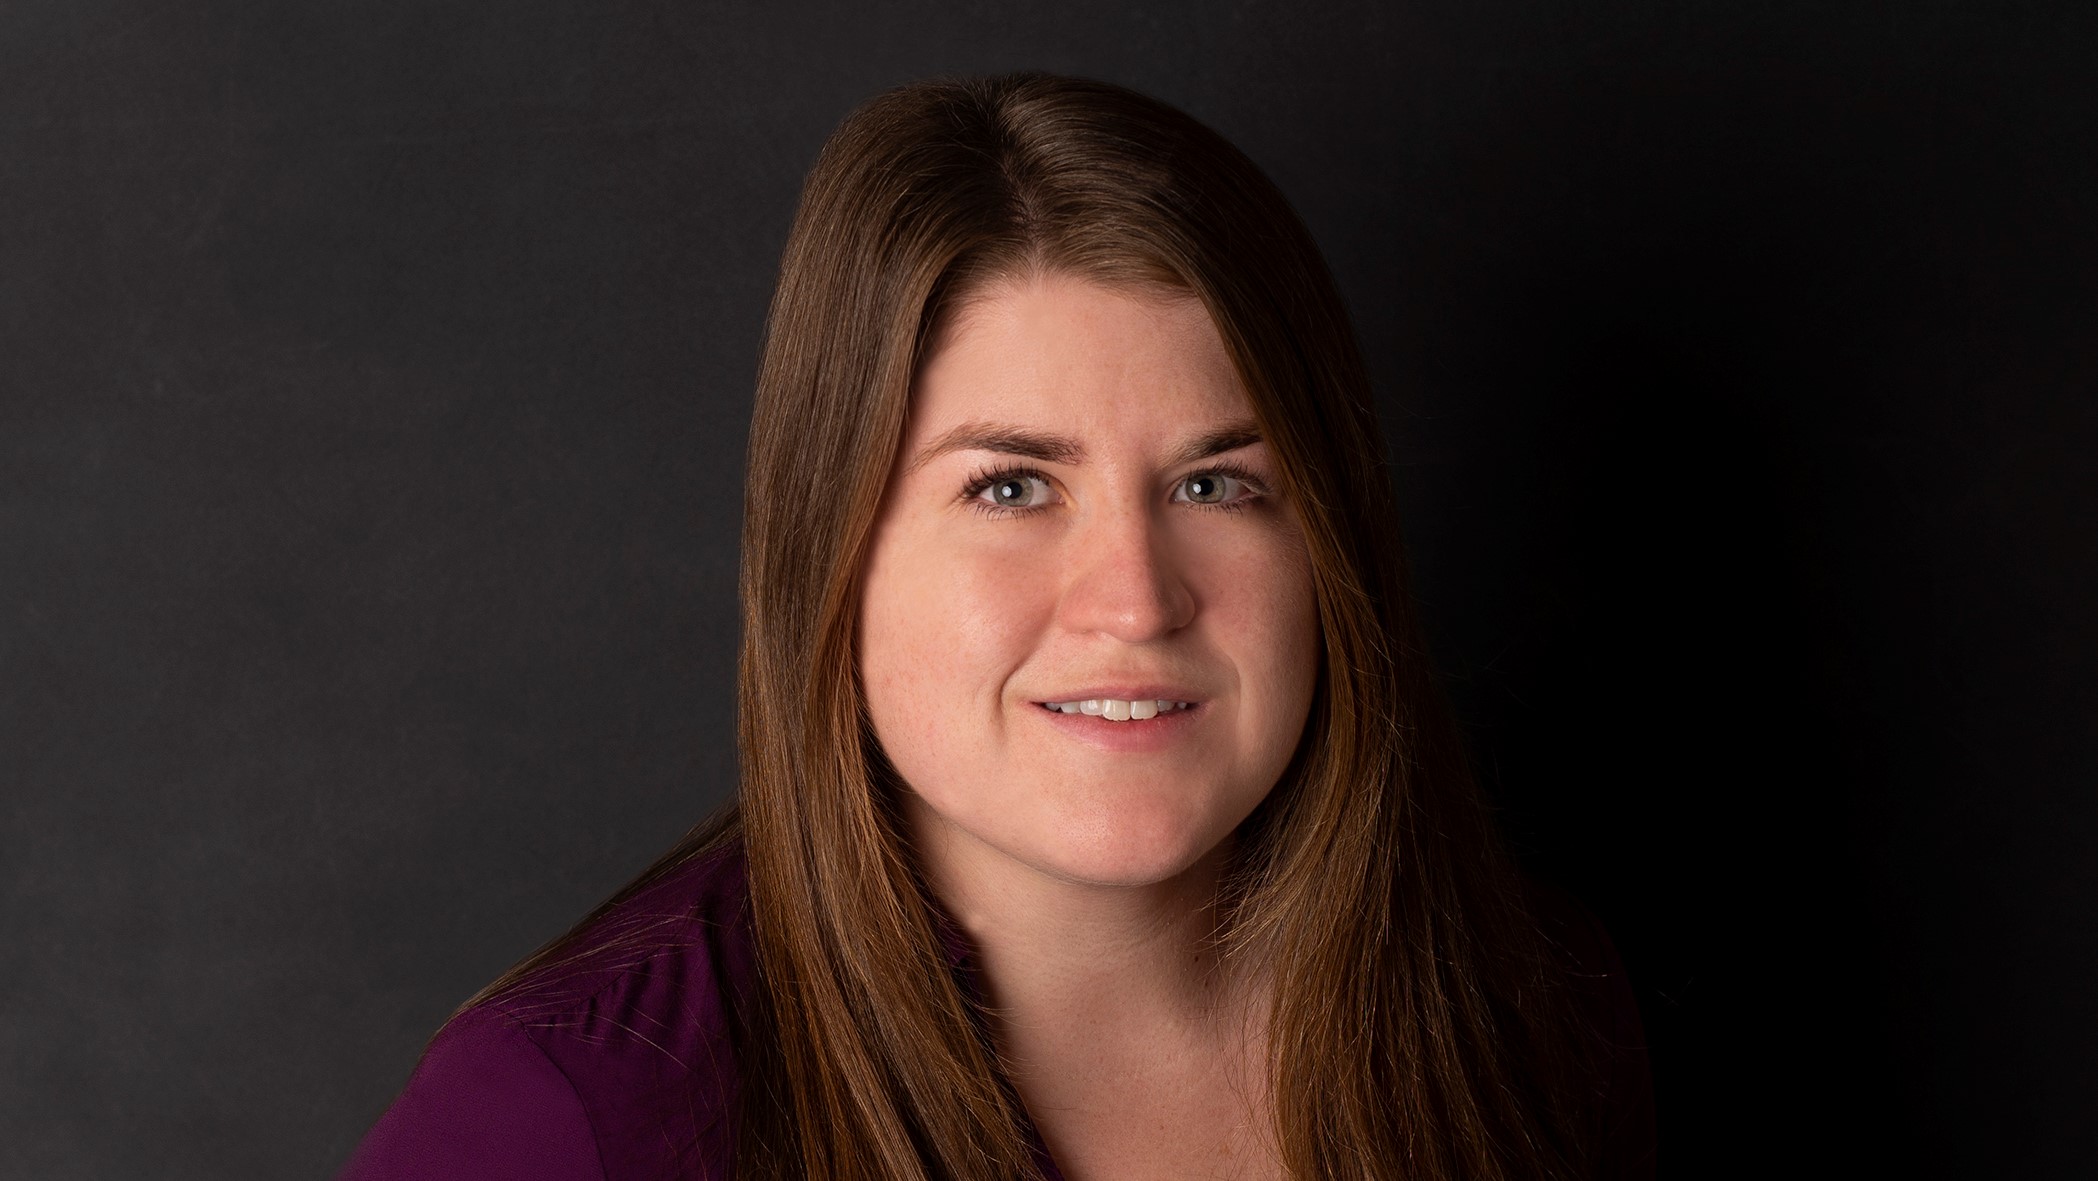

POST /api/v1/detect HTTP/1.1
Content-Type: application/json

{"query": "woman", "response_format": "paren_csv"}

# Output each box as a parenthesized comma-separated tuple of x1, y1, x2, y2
(342, 73, 1652, 1180)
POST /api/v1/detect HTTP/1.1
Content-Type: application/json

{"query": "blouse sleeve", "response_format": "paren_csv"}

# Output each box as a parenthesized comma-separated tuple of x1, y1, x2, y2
(337, 1006, 605, 1181)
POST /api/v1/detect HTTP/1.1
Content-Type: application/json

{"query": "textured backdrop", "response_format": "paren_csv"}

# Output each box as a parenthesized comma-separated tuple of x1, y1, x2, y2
(4, 2, 2093, 1177)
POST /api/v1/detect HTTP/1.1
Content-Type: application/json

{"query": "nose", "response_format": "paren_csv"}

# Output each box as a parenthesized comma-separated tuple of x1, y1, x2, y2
(1056, 503, 1197, 642)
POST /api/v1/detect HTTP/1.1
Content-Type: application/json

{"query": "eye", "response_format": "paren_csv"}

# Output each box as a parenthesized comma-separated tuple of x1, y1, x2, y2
(966, 469, 1057, 512)
(1173, 468, 1259, 508)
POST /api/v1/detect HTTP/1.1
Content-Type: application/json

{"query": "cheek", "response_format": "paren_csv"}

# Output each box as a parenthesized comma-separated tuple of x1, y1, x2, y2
(1202, 521, 1315, 627)
(1200, 528, 1321, 727)
(1276, 549, 1322, 686)
(858, 525, 1057, 766)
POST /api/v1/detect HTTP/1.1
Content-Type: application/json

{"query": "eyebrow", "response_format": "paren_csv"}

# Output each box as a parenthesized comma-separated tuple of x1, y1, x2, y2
(904, 418, 1264, 475)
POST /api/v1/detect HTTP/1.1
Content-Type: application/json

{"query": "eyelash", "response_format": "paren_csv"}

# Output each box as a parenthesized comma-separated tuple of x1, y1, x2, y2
(957, 462, 1270, 517)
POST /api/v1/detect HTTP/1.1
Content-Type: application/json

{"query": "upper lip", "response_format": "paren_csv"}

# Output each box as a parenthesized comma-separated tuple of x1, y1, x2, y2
(1032, 684, 1205, 703)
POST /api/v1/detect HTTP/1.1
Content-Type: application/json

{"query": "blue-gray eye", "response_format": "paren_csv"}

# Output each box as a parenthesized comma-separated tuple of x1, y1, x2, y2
(1176, 472, 1242, 504)
(979, 474, 1053, 508)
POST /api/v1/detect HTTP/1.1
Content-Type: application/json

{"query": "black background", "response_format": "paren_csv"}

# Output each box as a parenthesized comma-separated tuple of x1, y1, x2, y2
(5, 2, 2093, 1178)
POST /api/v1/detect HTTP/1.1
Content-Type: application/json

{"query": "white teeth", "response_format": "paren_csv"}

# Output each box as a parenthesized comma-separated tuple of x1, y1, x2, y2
(1041, 698, 1190, 722)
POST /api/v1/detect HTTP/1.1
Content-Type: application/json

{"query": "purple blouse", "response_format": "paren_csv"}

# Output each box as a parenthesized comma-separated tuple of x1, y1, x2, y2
(338, 845, 1653, 1179)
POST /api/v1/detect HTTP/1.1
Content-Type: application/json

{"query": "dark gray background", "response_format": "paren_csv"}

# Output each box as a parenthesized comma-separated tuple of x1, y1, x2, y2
(5, 1, 2093, 1177)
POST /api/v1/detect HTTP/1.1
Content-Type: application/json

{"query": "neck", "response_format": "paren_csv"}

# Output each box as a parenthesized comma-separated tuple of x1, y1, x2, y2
(906, 803, 1260, 1050)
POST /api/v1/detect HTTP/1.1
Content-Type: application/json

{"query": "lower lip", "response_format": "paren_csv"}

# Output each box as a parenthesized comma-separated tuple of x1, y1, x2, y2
(1028, 702, 1204, 752)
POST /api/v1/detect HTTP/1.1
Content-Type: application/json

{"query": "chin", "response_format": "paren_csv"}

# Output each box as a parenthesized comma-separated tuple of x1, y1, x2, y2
(904, 774, 1261, 895)
(1014, 795, 1242, 889)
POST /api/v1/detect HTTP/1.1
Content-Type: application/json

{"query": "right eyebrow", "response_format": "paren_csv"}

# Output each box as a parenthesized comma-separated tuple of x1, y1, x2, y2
(903, 422, 1085, 476)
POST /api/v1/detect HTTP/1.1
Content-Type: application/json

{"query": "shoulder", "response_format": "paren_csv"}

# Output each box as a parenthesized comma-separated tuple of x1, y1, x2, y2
(339, 843, 756, 1181)
(337, 1002, 602, 1181)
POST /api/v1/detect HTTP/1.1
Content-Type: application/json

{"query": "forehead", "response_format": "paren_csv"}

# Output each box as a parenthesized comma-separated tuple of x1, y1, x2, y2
(905, 274, 1252, 448)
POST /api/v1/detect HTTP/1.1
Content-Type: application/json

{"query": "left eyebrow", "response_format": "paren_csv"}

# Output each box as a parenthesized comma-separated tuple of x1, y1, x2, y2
(903, 417, 1264, 476)
(1165, 421, 1265, 467)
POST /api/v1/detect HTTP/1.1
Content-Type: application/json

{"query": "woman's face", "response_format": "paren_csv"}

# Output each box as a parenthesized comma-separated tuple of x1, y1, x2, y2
(857, 273, 1321, 891)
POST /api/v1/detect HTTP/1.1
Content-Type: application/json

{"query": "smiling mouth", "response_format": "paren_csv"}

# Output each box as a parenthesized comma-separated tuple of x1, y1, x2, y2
(1036, 698, 1196, 722)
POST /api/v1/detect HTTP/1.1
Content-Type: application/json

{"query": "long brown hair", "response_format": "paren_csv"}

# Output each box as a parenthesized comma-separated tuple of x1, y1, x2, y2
(479, 73, 1597, 1179)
